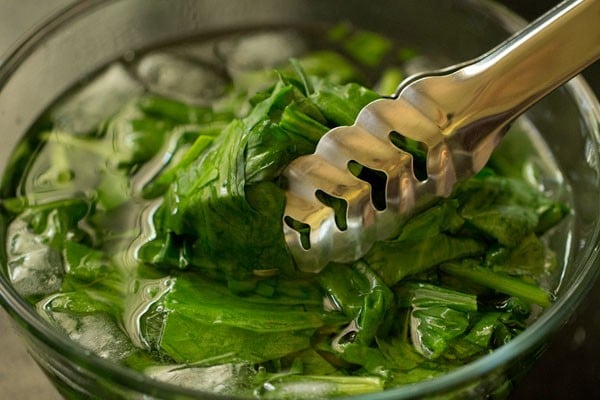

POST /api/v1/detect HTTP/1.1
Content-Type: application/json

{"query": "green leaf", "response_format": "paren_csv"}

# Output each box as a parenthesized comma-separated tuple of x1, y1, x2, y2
(291, 349, 338, 376)
(161, 312, 315, 364)
(297, 51, 365, 84)
(411, 306, 471, 359)
(375, 67, 405, 96)
(464, 312, 501, 348)
(486, 233, 552, 277)
(395, 282, 478, 313)
(244, 121, 314, 184)
(309, 77, 379, 126)
(19, 199, 90, 247)
(278, 102, 329, 143)
(137, 95, 234, 125)
(465, 204, 538, 247)
(159, 274, 343, 364)
(167, 274, 339, 332)
(142, 134, 214, 199)
(318, 264, 365, 317)
(40, 291, 112, 314)
(370, 338, 451, 385)
(96, 169, 131, 211)
(62, 240, 113, 283)
(342, 30, 393, 67)
(455, 175, 568, 244)
(396, 200, 464, 241)
(365, 233, 485, 285)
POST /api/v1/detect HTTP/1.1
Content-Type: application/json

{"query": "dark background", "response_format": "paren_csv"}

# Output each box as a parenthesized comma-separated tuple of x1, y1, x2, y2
(500, 1, 600, 399)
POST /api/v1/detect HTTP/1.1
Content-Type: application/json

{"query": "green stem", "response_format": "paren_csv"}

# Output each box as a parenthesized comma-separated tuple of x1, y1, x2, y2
(441, 262, 553, 308)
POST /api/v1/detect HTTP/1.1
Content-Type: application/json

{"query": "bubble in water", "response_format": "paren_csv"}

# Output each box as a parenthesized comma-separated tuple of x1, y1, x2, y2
(51, 63, 144, 134)
(136, 52, 227, 105)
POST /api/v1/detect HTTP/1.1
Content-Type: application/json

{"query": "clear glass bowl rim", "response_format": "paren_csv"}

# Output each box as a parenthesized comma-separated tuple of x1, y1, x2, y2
(0, 0, 599, 399)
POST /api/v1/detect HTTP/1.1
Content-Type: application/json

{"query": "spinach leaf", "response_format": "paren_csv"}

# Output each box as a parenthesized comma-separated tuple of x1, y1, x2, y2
(485, 233, 553, 277)
(308, 77, 379, 126)
(395, 282, 476, 359)
(153, 67, 379, 280)
(159, 273, 347, 364)
(2, 41, 571, 398)
(365, 234, 485, 286)
(455, 175, 569, 245)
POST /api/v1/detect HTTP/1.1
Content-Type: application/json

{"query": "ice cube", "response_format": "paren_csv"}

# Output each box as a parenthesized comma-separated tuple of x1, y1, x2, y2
(136, 52, 226, 105)
(51, 63, 144, 134)
(7, 219, 40, 254)
(216, 31, 307, 72)
(6, 219, 63, 298)
(145, 363, 254, 394)
(169, 40, 221, 65)
(44, 311, 136, 361)
(8, 248, 63, 298)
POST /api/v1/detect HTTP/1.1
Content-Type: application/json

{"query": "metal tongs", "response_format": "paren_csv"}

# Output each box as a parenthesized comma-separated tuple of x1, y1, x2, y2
(282, 0, 600, 273)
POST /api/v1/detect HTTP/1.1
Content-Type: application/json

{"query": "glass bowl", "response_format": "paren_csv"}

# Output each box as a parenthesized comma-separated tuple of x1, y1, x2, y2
(0, 0, 599, 399)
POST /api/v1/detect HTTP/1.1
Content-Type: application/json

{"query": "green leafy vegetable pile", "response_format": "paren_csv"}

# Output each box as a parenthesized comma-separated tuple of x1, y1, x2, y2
(1, 28, 569, 399)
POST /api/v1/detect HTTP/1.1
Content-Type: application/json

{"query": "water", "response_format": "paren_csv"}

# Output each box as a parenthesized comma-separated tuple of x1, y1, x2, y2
(123, 276, 175, 349)
(6, 219, 63, 298)
(136, 52, 227, 105)
(1, 24, 575, 395)
(145, 363, 255, 393)
(36, 298, 137, 361)
(216, 31, 307, 70)
(51, 63, 144, 135)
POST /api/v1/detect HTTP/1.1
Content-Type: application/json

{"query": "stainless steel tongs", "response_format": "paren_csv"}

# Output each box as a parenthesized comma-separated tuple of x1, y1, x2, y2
(282, 0, 600, 273)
